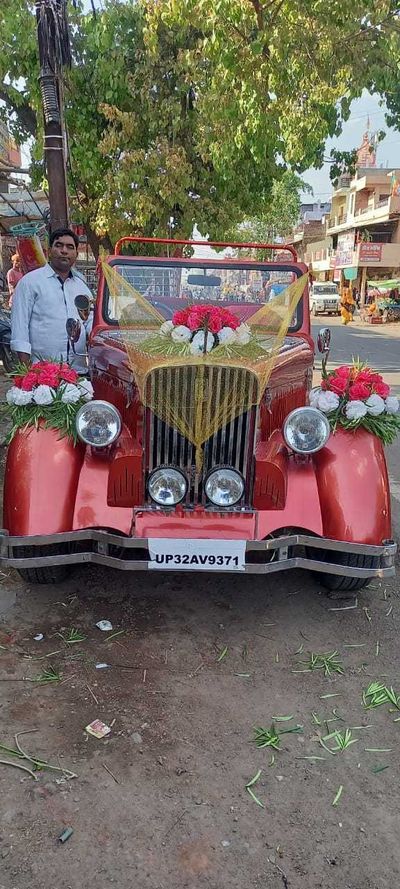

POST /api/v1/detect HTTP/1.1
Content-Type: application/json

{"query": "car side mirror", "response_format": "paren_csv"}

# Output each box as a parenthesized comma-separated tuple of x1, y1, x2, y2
(317, 327, 331, 372)
(75, 294, 91, 321)
(66, 317, 81, 345)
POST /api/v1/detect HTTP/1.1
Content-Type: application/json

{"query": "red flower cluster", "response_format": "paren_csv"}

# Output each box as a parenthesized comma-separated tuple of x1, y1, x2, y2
(13, 361, 79, 392)
(321, 364, 390, 400)
(172, 305, 240, 334)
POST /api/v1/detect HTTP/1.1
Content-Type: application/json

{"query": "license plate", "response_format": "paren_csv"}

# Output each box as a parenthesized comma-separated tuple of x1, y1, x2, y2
(148, 538, 246, 571)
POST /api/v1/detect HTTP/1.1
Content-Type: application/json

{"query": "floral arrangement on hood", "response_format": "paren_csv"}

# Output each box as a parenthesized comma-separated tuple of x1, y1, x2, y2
(6, 360, 94, 443)
(156, 305, 252, 357)
(311, 361, 400, 445)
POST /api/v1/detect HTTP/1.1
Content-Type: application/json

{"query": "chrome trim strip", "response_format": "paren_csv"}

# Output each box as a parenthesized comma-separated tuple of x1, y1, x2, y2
(0, 531, 396, 577)
(0, 553, 395, 579)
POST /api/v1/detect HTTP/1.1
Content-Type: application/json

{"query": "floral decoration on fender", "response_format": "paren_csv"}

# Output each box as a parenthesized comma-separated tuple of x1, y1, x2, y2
(311, 361, 400, 445)
(5, 361, 94, 443)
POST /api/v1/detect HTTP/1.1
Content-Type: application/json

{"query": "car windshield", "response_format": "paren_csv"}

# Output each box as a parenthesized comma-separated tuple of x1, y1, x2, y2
(105, 262, 303, 330)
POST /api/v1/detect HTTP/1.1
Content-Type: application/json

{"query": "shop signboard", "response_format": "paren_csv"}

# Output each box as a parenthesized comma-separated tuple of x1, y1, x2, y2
(359, 242, 382, 263)
(335, 231, 355, 267)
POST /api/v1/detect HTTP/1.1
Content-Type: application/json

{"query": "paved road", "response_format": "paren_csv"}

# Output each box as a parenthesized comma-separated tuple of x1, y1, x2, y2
(312, 316, 400, 538)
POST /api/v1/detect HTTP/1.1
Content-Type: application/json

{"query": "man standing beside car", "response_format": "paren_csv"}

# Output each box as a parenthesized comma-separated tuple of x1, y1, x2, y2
(11, 228, 92, 373)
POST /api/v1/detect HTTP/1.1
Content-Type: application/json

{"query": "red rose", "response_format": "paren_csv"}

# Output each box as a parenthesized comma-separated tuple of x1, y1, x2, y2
(374, 381, 390, 398)
(59, 367, 79, 384)
(37, 370, 59, 387)
(328, 375, 348, 395)
(220, 308, 240, 329)
(348, 382, 370, 400)
(335, 365, 351, 378)
(355, 369, 375, 383)
(13, 376, 23, 388)
(21, 372, 39, 391)
(187, 310, 202, 331)
(172, 309, 189, 326)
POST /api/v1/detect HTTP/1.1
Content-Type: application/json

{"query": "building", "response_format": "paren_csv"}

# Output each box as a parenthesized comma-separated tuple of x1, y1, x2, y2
(305, 167, 400, 301)
(299, 201, 331, 223)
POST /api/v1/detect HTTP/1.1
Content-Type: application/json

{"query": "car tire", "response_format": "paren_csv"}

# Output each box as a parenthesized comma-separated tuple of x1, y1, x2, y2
(307, 547, 378, 592)
(16, 546, 70, 585)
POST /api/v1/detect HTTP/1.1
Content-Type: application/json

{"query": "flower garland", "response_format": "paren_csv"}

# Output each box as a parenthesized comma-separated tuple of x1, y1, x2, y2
(5, 361, 94, 443)
(311, 361, 400, 445)
(159, 305, 252, 356)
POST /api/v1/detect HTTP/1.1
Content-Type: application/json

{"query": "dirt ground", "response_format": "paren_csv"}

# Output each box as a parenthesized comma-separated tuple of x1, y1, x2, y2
(0, 347, 399, 888)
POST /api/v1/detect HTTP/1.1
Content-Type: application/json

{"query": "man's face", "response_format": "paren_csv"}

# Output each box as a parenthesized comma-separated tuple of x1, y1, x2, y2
(49, 235, 77, 273)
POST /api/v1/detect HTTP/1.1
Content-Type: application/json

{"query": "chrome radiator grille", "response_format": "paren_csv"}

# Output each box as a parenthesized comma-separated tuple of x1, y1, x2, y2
(144, 365, 258, 506)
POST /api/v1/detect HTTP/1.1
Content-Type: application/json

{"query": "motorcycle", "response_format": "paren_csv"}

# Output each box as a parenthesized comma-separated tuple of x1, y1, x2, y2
(0, 307, 14, 373)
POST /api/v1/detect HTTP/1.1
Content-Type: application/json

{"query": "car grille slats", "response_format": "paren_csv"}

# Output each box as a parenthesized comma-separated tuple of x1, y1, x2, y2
(144, 365, 258, 507)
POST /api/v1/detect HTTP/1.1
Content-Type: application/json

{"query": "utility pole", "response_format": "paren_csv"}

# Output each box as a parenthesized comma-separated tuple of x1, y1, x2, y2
(35, 0, 71, 231)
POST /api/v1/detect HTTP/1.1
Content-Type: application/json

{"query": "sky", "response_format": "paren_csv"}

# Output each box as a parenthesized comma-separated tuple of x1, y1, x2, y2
(301, 91, 400, 201)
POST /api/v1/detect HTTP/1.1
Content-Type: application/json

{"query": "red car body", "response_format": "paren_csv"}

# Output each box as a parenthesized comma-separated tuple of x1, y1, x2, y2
(1, 237, 396, 588)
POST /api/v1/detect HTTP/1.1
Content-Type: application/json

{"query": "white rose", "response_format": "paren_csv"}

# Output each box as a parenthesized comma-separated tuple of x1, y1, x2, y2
(160, 320, 174, 336)
(189, 331, 215, 356)
(32, 385, 55, 406)
(218, 326, 237, 345)
(345, 400, 368, 420)
(309, 387, 321, 407)
(60, 383, 82, 404)
(171, 324, 191, 343)
(385, 396, 399, 414)
(78, 379, 94, 401)
(317, 390, 340, 413)
(235, 323, 251, 345)
(366, 394, 385, 416)
(6, 386, 33, 406)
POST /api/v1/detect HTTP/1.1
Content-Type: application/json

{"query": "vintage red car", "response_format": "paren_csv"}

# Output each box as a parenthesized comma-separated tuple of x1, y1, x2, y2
(1, 237, 396, 590)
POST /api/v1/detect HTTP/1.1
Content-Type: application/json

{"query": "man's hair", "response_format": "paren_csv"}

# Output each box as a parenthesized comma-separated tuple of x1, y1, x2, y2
(49, 228, 79, 249)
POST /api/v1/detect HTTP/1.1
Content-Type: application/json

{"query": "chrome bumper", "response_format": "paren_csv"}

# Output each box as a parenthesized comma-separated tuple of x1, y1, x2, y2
(0, 530, 396, 577)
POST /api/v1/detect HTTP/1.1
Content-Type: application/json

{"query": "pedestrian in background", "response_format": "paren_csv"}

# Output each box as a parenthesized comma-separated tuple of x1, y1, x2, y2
(6, 254, 23, 307)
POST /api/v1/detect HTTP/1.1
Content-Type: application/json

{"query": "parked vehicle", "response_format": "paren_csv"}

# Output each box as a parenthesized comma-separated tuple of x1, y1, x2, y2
(1, 237, 396, 591)
(0, 307, 14, 373)
(311, 282, 340, 316)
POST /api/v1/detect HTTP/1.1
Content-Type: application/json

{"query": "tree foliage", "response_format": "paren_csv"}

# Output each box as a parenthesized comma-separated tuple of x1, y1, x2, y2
(1, 0, 400, 254)
(229, 172, 312, 252)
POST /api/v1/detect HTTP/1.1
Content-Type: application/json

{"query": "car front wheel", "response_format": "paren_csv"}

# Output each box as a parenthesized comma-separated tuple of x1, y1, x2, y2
(307, 548, 379, 592)
(16, 545, 70, 585)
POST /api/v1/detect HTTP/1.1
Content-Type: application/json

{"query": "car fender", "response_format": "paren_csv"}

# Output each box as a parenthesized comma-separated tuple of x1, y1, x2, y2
(3, 427, 85, 536)
(313, 427, 391, 545)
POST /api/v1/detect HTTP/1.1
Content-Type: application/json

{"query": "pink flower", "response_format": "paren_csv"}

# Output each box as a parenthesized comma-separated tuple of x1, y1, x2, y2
(172, 309, 190, 326)
(374, 381, 390, 398)
(37, 370, 59, 387)
(334, 365, 351, 378)
(348, 382, 370, 401)
(59, 366, 79, 384)
(328, 375, 348, 395)
(21, 372, 39, 391)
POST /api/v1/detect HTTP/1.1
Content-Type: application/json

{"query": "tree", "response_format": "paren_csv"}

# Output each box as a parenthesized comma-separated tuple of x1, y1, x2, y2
(229, 172, 312, 251)
(1, 1, 400, 254)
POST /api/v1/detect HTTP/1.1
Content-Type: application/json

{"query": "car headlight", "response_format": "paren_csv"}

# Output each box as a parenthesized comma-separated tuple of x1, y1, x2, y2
(148, 468, 187, 506)
(76, 400, 121, 448)
(283, 407, 330, 454)
(205, 468, 244, 507)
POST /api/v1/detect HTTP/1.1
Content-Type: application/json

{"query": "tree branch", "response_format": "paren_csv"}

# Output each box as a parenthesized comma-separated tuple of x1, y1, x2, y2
(0, 86, 38, 138)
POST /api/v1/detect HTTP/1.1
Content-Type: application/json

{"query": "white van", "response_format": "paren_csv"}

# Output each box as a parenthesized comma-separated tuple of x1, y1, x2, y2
(311, 282, 340, 316)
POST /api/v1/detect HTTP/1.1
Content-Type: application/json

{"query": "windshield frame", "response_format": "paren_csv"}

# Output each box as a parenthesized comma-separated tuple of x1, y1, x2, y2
(103, 257, 305, 332)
